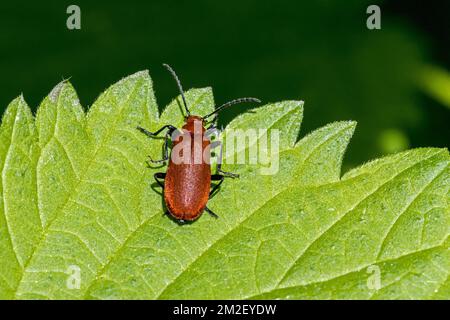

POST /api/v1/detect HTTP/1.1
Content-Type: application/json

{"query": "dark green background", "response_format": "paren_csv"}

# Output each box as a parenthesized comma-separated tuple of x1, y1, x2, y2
(1, 1, 448, 169)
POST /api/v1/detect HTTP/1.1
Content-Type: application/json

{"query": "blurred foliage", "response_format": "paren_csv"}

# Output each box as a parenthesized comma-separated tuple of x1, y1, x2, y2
(0, 0, 448, 168)
(378, 129, 410, 154)
(418, 65, 450, 109)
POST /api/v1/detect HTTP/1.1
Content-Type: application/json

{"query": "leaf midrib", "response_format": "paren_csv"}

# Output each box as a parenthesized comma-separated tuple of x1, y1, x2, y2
(154, 124, 358, 298)
(158, 149, 445, 299)
(81, 119, 348, 299)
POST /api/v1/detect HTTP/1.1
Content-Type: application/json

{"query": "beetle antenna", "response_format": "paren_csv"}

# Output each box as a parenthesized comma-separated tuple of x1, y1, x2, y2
(203, 97, 261, 120)
(163, 63, 190, 116)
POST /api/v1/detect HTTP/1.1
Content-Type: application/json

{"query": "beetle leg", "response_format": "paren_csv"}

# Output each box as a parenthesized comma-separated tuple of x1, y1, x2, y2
(205, 206, 219, 219)
(154, 172, 166, 188)
(214, 140, 240, 178)
(206, 114, 219, 130)
(205, 127, 220, 140)
(210, 174, 225, 197)
(218, 169, 239, 178)
(148, 131, 172, 163)
(206, 115, 218, 129)
(137, 125, 176, 137)
(164, 211, 187, 225)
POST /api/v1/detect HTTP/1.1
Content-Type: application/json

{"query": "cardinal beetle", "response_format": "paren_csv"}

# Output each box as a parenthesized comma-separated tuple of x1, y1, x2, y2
(137, 64, 260, 223)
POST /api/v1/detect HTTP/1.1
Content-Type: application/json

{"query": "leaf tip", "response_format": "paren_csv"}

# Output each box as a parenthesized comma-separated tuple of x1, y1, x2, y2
(345, 120, 357, 131)
(188, 86, 213, 97)
(124, 70, 150, 82)
(10, 93, 30, 110)
(280, 99, 305, 114)
(0, 94, 34, 131)
(106, 70, 151, 95)
(329, 120, 357, 136)
(48, 80, 70, 103)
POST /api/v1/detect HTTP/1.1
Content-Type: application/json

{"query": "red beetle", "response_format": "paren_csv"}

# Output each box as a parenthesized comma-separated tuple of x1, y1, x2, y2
(138, 64, 260, 223)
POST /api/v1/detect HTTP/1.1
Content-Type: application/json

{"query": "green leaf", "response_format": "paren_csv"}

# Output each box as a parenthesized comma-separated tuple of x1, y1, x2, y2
(0, 71, 448, 300)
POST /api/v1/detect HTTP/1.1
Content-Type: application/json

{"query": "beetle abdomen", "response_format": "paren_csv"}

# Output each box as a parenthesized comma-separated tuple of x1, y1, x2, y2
(164, 162, 211, 221)
(164, 129, 212, 221)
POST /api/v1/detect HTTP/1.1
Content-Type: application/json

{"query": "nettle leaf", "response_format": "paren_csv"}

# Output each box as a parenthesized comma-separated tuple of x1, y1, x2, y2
(0, 71, 448, 300)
